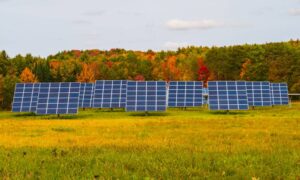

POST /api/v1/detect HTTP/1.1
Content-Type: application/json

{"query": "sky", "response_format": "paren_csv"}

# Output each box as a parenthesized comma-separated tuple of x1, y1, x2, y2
(0, 0, 300, 57)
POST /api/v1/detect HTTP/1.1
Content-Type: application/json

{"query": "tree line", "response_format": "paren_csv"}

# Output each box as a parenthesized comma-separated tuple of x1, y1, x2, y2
(0, 40, 300, 109)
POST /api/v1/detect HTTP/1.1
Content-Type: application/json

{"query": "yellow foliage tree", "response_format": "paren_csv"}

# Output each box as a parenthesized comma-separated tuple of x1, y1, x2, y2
(77, 63, 95, 82)
(20, 67, 38, 83)
(240, 59, 252, 80)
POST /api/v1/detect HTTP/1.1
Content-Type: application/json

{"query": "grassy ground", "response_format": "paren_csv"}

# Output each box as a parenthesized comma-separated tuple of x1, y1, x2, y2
(0, 104, 299, 179)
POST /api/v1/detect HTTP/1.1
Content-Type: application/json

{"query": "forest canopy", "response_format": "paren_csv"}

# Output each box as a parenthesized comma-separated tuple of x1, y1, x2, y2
(0, 40, 300, 109)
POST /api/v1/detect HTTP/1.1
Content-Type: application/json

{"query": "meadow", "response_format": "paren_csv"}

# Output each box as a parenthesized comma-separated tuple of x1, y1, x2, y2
(0, 104, 299, 179)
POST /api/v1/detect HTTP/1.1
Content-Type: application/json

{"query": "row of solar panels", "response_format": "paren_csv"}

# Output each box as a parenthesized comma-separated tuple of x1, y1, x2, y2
(12, 80, 289, 114)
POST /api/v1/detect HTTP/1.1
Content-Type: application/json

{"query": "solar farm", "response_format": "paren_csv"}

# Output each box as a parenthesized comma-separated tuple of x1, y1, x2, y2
(12, 80, 289, 115)
(1, 80, 299, 179)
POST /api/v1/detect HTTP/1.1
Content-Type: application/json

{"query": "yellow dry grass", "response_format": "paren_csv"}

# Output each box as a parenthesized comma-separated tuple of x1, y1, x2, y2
(0, 105, 299, 153)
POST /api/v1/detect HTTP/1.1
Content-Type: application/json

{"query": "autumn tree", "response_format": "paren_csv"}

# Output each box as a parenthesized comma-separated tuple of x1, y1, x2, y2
(162, 56, 181, 81)
(240, 58, 252, 80)
(49, 60, 62, 82)
(20, 67, 38, 83)
(134, 74, 145, 81)
(60, 60, 81, 82)
(77, 63, 95, 82)
(197, 58, 210, 84)
(90, 61, 101, 80)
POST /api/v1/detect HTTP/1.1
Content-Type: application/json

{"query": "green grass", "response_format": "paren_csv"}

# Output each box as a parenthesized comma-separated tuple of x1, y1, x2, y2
(0, 104, 300, 179)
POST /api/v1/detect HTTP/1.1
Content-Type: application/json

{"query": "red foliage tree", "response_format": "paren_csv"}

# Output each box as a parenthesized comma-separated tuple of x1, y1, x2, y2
(106, 61, 113, 68)
(89, 49, 100, 57)
(197, 58, 210, 84)
(72, 50, 82, 58)
(134, 74, 145, 81)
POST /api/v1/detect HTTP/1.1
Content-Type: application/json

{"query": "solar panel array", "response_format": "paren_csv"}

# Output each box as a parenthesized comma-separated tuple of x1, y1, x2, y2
(246, 81, 272, 107)
(12, 80, 289, 115)
(208, 81, 249, 110)
(168, 81, 203, 107)
(36, 82, 80, 115)
(126, 81, 167, 112)
(270, 83, 289, 105)
(93, 80, 127, 108)
(79, 83, 94, 108)
(12, 83, 40, 112)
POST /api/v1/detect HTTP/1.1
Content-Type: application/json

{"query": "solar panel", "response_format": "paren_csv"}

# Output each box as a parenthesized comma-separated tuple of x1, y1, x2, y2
(36, 82, 80, 115)
(79, 83, 94, 108)
(208, 81, 249, 110)
(93, 80, 127, 108)
(12, 83, 40, 112)
(126, 81, 167, 112)
(270, 83, 289, 105)
(168, 81, 203, 107)
(246, 81, 272, 106)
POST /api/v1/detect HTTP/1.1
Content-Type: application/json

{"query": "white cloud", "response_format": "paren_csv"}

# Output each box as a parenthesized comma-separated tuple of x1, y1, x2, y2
(163, 42, 191, 50)
(289, 8, 300, 15)
(166, 19, 223, 30)
(83, 10, 105, 16)
(72, 19, 92, 25)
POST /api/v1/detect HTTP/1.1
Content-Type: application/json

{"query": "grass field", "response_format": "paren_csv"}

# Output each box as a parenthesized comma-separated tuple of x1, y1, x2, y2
(0, 104, 300, 179)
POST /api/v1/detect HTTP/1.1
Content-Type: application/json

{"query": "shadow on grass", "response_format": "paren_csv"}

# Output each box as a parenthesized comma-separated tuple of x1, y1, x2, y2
(168, 107, 207, 112)
(12, 112, 37, 117)
(129, 112, 169, 117)
(92, 108, 126, 113)
(210, 111, 249, 115)
(39, 114, 90, 120)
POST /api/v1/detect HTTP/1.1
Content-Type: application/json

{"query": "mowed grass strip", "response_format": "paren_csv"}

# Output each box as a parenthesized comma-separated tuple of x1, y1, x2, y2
(0, 104, 299, 179)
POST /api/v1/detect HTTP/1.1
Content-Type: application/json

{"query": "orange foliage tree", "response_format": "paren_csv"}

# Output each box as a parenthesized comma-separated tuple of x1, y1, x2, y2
(49, 60, 62, 81)
(240, 59, 252, 80)
(77, 63, 95, 82)
(20, 67, 38, 83)
(162, 56, 181, 81)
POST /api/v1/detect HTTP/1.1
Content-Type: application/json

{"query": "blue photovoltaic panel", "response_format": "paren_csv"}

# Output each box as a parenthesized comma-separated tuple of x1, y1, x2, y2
(12, 83, 40, 112)
(270, 83, 289, 105)
(79, 83, 94, 108)
(36, 82, 80, 115)
(168, 81, 203, 107)
(208, 81, 249, 110)
(126, 81, 167, 112)
(93, 80, 127, 108)
(246, 81, 272, 106)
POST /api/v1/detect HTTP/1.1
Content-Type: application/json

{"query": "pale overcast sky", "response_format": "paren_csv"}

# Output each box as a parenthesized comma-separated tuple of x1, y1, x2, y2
(0, 0, 299, 57)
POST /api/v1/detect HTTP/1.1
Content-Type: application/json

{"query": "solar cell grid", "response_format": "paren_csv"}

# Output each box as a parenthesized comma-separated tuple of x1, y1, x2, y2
(246, 81, 272, 106)
(168, 81, 203, 107)
(12, 83, 40, 112)
(79, 83, 94, 108)
(270, 83, 289, 105)
(36, 82, 80, 115)
(208, 81, 248, 110)
(93, 80, 127, 108)
(126, 81, 167, 112)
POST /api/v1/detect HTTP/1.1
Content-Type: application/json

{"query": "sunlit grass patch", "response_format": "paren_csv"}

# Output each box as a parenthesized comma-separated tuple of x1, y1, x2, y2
(0, 103, 299, 178)
(51, 127, 76, 133)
